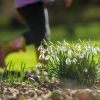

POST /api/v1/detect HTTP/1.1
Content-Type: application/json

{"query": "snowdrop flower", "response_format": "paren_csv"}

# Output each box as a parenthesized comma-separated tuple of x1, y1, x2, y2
(83, 68, 88, 73)
(79, 53, 84, 59)
(45, 48, 50, 54)
(56, 46, 61, 51)
(85, 44, 92, 51)
(87, 44, 92, 49)
(37, 75, 41, 79)
(39, 54, 45, 60)
(68, 50, 72, 56)
(65, 58, 71, 65)
(72, 58, 77, 63)
(76, 44, 81, 51)
(45, 55, 50, 60)
(49, 56, 53, 61)
(41, 50, 46, 54)
(36, 63, 43, 69)
(49, 46, 53, 53)
(91, 48, 97, 54)
(38, 45, 44, 51)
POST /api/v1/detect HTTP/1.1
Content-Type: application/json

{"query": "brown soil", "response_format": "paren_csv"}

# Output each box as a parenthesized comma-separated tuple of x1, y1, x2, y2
(0, 79, 100, 100)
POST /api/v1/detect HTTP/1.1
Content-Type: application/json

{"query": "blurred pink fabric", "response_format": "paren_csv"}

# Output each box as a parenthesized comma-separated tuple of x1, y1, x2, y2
(15, 0, 53, 8)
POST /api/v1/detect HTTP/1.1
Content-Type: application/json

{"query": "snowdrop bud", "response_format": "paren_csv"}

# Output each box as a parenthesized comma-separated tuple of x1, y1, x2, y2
(38, 45, 44, 51)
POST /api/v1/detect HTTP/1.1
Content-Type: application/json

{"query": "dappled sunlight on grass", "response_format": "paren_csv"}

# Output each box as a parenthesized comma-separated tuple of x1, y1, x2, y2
(75, 22, 100, 40)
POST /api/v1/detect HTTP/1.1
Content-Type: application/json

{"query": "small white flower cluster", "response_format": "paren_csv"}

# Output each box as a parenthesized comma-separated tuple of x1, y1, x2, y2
(38, 41, 100, 66)
(38, 45, 50, 61)
(36, 63, 49, 81)
(85, 43, 100, 55)
(37, 41, 100, 84)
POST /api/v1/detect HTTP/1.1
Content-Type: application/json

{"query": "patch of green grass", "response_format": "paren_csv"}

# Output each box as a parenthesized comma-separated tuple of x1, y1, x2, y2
(76, 22, 100, 40)
(5, 45, 37, 71)
(51, 22, 100, 43)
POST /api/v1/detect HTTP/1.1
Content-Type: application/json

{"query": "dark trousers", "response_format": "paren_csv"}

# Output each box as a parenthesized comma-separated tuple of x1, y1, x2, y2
(17, 2, 50, 47)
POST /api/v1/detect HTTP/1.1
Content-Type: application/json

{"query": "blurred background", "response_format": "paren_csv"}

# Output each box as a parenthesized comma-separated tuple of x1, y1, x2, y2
(0, 0, 100, 42)
(0, 0, 100, 69)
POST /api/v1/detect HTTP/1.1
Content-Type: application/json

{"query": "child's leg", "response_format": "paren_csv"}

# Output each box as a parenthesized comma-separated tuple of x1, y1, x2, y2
(0, 36, 26, 68)
(17, 2, 50, 46)
(17, 2, 50, 61)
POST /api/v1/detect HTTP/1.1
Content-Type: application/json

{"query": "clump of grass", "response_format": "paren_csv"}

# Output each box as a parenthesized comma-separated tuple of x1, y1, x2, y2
(0, 61, 40, 85)
(0, 40, 99, 86)
(0, 61, 28, 84)
(39, 40, 100, 85)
